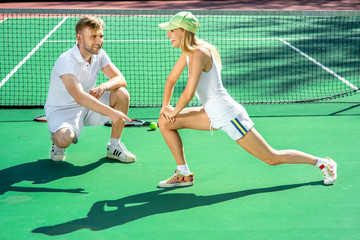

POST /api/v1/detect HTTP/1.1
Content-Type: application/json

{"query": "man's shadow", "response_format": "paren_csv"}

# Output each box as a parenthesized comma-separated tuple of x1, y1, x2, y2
(0, 158, 110, 195)
(32, 180, 323, 236)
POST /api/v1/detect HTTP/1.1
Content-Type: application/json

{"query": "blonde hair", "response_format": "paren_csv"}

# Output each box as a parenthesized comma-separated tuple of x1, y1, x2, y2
(75, 16, 105, 33)
(180, 30, 222, 71)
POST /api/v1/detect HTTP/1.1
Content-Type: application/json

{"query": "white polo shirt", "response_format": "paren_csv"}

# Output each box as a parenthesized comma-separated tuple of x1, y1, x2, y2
(45, 44, 111, 115)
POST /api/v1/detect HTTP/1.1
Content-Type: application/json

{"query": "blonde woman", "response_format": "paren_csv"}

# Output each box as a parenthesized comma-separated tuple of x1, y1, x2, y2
(157, 11, 337, 188)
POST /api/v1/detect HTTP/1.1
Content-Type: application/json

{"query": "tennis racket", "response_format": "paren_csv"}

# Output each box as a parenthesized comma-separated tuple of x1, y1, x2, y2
(33, 115, 151, 127)
(33, 115, 47, 122)
(105, 119, 151, 127)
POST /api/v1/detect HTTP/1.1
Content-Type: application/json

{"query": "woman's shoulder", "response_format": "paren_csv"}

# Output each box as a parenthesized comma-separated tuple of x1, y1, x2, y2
(194, 47, 210, 54)
(191, 47, 211, 60)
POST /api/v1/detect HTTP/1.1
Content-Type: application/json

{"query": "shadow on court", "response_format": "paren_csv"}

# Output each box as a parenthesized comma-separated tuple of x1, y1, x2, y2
(329, 103, 360, 116)
(0, 158, 110, 195)
(32, 180, 323, 236)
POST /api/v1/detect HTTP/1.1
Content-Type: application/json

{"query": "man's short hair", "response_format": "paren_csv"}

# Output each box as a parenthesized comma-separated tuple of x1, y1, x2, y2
(75, 16, 105, 33)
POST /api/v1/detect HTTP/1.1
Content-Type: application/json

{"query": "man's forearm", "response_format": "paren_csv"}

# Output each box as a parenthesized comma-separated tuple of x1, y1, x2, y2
(101, 76, 126, 91)
(77, 91, 115, 117)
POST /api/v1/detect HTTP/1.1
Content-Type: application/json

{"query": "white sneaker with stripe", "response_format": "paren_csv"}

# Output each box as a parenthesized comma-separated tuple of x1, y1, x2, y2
(50, 143, 65, 161)
(107, 142, 136, 163)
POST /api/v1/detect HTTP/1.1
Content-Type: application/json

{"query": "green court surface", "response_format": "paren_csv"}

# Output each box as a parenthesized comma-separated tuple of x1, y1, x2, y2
(1, 9, 360, 240)
(1, 101, 360, 240)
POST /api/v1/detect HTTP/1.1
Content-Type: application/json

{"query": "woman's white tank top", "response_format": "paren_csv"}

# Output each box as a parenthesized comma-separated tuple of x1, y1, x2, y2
(187, 48, 245, 126)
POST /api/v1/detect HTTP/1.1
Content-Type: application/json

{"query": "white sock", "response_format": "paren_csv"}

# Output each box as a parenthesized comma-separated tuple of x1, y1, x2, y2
(177, 164, 190, 176)
(315, 158, 329, 168)
(110, 138, 120, 145)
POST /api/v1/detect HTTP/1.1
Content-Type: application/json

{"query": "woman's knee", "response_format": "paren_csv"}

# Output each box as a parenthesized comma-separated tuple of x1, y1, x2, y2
(158, 116, 168, 131)
(259, 151, 282, 166)
(158, 116, 177, 131)
(263, 158, 280, 166)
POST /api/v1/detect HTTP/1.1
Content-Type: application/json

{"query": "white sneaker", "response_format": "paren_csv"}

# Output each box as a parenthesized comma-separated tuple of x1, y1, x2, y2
(51, 143, 65, 161)
(107, 142, 136, 163)
(319, 157, 337, 185)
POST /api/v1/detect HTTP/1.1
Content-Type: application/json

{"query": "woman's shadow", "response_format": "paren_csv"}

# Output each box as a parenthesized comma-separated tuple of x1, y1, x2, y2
(32, 180, 323, 236)
(0, 158, 110, 195)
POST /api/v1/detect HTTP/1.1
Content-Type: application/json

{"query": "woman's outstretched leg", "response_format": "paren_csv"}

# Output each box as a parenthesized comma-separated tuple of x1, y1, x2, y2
(236, 128, 337, 184)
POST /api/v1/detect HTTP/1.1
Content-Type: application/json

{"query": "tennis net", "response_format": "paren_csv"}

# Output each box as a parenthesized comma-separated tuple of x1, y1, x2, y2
(1, 8, 360, 108)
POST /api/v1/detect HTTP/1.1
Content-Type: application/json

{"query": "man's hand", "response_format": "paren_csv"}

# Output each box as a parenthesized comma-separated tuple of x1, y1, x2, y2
(89, 84, 107, 99)
(110, 110, 131, 125)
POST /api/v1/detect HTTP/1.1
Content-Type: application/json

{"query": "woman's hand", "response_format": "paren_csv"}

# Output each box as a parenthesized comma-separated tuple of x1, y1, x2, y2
(160, 105, 176, 122)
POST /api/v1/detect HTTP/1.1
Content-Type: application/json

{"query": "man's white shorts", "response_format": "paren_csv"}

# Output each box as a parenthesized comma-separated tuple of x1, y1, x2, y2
(46, 92, 110, 143)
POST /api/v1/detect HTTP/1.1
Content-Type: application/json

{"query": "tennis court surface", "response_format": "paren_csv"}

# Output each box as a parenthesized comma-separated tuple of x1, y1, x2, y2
(1, 8, 360, 240)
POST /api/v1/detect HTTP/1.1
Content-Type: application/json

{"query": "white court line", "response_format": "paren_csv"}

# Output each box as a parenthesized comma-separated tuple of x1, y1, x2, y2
(280, 38, 360, 93)
(0, 18, 8, 24)
(0, 17, 68, 89)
